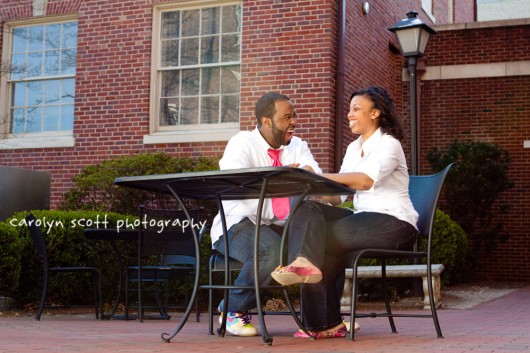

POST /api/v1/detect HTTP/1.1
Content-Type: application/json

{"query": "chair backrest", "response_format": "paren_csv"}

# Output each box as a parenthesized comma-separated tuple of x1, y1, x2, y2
(408, 163, 454, 238)
(139, 207, 205, 266)
(25, 213, 49, 266)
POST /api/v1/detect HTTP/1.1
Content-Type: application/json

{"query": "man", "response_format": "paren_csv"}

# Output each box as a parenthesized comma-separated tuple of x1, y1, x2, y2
(210, 92, 321, 336)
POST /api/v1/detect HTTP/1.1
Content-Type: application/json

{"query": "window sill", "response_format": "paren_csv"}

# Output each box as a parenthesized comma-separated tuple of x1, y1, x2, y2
(0, 135, 75, 150)
(143, 126, 239, 144)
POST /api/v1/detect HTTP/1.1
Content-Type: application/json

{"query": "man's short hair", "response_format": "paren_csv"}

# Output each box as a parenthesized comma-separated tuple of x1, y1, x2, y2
(255, 92, 291, 126)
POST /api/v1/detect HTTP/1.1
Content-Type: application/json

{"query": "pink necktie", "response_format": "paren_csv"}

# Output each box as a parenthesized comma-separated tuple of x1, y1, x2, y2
(267, 149, 290, 220)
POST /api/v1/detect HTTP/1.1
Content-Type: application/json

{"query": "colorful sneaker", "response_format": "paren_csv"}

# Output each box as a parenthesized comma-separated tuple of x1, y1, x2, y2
(219, 311, 258, 336)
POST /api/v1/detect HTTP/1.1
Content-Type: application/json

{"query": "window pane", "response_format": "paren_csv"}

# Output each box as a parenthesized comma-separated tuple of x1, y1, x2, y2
(45, 80, 61, 104)
(27, 51, 43, 78)
(27, 81, 43, 106)
(181, 38, 199, 65)
(162, 11, 180, 39)
(181, 69, 199, 95)
(201, 35, 219, 64)
(161, 39, 179, 67)
(11, 109, 24, 133)
(45, 24, 61, 50)
(28, 25, 44, 52)
(13, 27, 27, 53)
(62, 78, 75, 104)
(222, 5, 241, 33)
(202, 8, 220, 35)
(13, 82, 27, 107)
(201, 67, 220, 94)
(44, 50, 60, 76)
(221, 34, 240, 62)
(180, 97, 198, 124)
(62, 22, 78, 48)
(44, 106, 59, 131)
(60, 104, 74, 130)
(201, 96, 219, 124)
(221, 95, 239, 123)
(182, 10, 200, 37)
(221, 66, 240, 93)
(61, 48, 76, 75)
(161, 71, 180, 96)
(26, 106, 42, 132)
(159, 98, 179, 125)
(10, 54, 27, 80)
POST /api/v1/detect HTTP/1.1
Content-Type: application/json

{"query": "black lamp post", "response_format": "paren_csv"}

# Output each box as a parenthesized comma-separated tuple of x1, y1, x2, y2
(389, 11, 436, 175)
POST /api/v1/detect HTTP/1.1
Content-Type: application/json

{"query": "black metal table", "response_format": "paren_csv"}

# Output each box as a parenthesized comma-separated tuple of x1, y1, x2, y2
(114, 166, 354, 345)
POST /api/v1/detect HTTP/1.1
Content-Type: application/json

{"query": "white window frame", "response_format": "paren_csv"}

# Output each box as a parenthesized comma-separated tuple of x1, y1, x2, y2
(0, 15, 77, 150)
(145, 0, 242, 145)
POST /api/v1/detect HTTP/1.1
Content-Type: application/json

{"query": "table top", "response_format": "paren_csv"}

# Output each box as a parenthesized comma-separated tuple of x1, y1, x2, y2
(114, 167, 354, 200)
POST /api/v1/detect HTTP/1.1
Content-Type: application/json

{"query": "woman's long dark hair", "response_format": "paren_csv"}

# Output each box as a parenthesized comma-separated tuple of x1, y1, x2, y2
(350, 86, 404, 141)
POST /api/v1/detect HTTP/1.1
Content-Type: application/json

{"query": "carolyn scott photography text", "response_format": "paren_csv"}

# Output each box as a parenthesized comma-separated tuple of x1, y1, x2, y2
(10, 214, 207, 235)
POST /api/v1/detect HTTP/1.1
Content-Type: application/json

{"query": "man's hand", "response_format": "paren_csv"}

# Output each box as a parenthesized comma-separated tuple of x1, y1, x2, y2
(300, 165, 315, 173)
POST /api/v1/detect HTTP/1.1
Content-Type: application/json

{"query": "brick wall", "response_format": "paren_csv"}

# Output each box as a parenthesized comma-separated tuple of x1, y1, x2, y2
(418, 24, 530, 280)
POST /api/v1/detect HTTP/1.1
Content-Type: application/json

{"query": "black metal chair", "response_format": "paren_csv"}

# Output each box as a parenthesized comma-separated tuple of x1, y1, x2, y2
(25, 213, 102, 320)
(207, 252, 243, 335)
(207, 251, 304, 336)
(124, 206, 204, 322)
(345, 163, 454, 340)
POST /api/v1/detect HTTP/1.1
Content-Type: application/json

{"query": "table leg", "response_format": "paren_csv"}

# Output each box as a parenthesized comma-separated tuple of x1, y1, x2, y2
(160, 189, 202, 343)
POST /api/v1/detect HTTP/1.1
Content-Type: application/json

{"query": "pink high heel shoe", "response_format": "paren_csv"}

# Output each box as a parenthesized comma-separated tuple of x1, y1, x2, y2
(271, 265, 322, 285)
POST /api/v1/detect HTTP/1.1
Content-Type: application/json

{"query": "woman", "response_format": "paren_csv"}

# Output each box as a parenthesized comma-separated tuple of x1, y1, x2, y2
(271, 86, 419, 338)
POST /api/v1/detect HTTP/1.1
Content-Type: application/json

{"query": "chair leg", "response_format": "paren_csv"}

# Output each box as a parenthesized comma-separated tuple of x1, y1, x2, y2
(36, 270, 49, 321)
(92, 271, 101, 319)
(124, 276, 130, 320)
(349, 265, 358, 341)
(208, 264, 214, 335)
(96, 271, 103, 320)
(381, 262, 397, 333)
(195, 296, 200, 322)
(427, 264, 444, 338)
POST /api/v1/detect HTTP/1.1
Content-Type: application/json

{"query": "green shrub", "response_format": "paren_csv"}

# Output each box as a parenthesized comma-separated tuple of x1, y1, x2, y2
(0, 221, 24, 295)
(60, 153, 219, 215)
(420, 210, 469, 284)
(2, 210, 137, 308)
(427, 140, 513, 264)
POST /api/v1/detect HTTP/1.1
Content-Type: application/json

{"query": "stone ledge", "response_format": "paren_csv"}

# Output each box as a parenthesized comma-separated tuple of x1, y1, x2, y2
(341, 264, 445, 311)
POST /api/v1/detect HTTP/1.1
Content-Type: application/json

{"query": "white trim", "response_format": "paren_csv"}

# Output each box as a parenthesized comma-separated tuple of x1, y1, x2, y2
(524, 141, 530, 149)
(33, 0, 47, 16)
(402, 61, 530, 81)
(143, 128, 238, 144)
(0, 135, 75, 149)
(421, 0, 436, 23)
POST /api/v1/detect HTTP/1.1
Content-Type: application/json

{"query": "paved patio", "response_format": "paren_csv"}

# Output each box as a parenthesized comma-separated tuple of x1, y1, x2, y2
(1, 285, 529, 353)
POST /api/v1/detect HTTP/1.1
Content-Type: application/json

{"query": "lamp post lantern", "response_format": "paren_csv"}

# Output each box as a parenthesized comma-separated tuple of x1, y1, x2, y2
(389, 11, 436, 175)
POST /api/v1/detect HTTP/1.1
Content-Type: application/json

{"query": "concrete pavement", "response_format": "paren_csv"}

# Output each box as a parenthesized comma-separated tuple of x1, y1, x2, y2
(1, 286, 529, 353)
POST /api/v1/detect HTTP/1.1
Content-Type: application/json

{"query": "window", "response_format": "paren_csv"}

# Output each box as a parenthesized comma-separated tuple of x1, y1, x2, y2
(0, 17, 77, 149)
(146, 1, 241, 144)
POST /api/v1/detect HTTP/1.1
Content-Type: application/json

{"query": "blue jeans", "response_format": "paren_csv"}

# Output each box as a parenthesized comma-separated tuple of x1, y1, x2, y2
(287, 201, 418, 331)
(213, 217, 282, 312)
